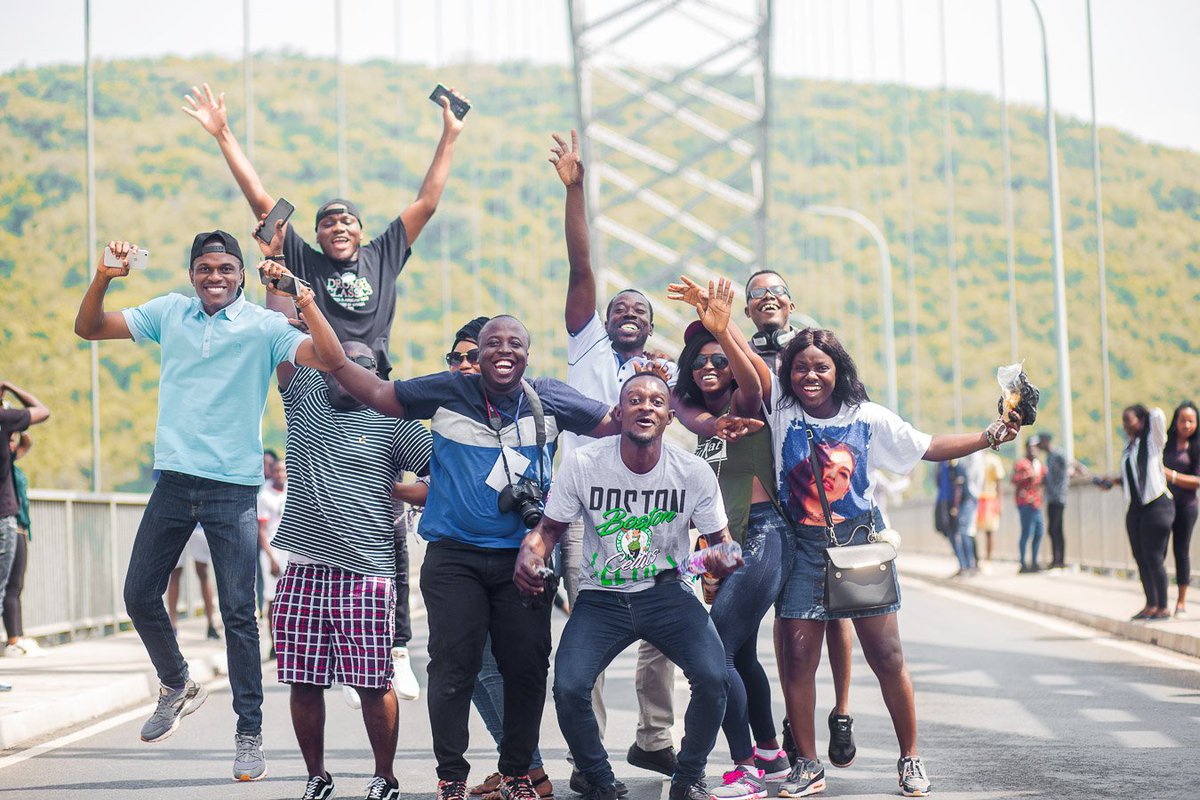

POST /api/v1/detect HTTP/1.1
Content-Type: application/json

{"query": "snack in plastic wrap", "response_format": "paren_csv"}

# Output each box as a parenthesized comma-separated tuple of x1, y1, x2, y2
(996, 363, 1039, 426)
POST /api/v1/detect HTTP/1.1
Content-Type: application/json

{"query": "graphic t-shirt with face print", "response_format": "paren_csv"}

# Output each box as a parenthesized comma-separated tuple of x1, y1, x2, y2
(544, 436, 728, 593)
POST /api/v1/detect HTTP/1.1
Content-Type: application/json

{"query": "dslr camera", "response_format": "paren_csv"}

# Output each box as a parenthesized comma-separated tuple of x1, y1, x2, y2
(498, 477, 545, 529)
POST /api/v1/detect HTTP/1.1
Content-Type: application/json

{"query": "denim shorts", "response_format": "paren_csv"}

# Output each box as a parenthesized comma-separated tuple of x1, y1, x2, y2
(775, 508, 901, 621)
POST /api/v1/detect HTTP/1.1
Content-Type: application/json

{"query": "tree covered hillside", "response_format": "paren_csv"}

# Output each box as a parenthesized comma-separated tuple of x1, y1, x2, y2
(1, 55, 1196, 490)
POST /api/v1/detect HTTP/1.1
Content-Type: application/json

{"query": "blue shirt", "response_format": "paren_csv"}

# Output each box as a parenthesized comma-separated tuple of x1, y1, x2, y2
(392, 372, 609, 548)
(123, 292, 307, 486)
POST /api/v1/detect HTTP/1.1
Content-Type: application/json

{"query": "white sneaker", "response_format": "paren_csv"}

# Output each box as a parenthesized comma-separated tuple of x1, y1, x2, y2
(342, 684, 362, 710)
(18, 638, 45, 657)
(392, 646, 420, 701)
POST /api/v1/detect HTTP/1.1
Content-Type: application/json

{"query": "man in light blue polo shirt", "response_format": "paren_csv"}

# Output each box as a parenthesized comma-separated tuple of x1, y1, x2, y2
(74, 231, 344, 782)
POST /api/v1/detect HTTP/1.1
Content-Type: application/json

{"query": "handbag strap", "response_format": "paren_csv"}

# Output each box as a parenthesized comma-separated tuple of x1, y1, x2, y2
(800, 411, 842, 547)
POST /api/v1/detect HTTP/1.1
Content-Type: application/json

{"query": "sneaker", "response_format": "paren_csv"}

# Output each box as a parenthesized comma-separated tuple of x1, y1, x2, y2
(439, 780, 470, 800)
(5, 638, 45, 657)
(577, 784, 617, 800)
(826, 712, 856, 768)
(569, 768, 627, 798)
(392, 646, 420, 701)
(897, 757, 931, 797)
(780, 720, 798, 768)
(365, 775, 400, 799)
(343, 683, 363, 709)
(668, 779, 709, 800)
(301, 772, 335, 800)
(206, 624, 221, 641)
(754, 747, 790, 780)
(232, 732, 267, 781)
(140, 680, 208, 742)
(500, 775, 540, 800)
(777, 758, 825, 798)
(0, 681, 11, 692)
(709, 765, 767, 800)
(627, 743, 677, 776)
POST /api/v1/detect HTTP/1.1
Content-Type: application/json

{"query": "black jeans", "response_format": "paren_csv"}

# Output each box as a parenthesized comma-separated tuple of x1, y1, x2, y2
(1172, 502, 1197, 588)
(420, 539, 552, 781)
(1047, 502, 1066, 566)
(1127, 494, 1176, 608)
(393, 531, 410, 647)
(2, 532, 26, 639)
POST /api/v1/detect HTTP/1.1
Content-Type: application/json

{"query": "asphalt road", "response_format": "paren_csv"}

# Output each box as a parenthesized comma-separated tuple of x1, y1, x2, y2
(0, 577, 1198, 799)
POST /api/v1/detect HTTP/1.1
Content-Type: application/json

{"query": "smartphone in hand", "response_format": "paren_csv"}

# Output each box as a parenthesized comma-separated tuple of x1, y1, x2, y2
(254, 197, 296, 245)
(103, 247, 149, 270)
(429, 84, 470, 120)
(259, 266, 299, 296)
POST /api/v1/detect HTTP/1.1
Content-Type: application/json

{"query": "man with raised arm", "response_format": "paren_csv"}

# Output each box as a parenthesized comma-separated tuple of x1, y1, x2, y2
(314, 312, 621, 800)
(73, 231, 344, 782)
(182, 81, 468, 377)
(550, 128, 681, 787)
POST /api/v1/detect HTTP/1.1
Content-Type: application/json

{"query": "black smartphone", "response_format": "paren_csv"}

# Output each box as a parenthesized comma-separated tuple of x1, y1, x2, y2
(258, 266, 299, 296)
(254, 197, 296, 245)
(429, 84, 470, 120)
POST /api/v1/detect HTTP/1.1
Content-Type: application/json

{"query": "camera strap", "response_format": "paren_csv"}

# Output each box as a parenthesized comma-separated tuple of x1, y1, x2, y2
(483, 378, 547, 489)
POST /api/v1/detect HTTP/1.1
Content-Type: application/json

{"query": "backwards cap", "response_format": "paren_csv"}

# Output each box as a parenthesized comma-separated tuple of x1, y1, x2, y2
(189, 230, 243, 267)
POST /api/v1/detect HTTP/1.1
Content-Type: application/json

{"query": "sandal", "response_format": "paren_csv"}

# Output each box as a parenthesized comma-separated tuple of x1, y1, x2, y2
(471, 773, 502, 796)
(532, 774, 555, 800)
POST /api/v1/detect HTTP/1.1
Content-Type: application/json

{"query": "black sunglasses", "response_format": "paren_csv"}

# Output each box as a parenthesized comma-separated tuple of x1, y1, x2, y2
(445, 348, 480, 367)
(349, 354, 377, 370)
(748, 284, 789, 300)
(691, 353, 730, 371)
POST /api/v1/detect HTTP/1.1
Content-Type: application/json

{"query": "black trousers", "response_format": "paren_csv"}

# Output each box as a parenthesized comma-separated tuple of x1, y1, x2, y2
(1127, 495, 1176, 608)
(1047, 502, 1066, 567)
(420, 539, 552, 781)
(1172, 502, 1197, 589)
(393, 531, 411, 647)
(2, 533, 26, 640)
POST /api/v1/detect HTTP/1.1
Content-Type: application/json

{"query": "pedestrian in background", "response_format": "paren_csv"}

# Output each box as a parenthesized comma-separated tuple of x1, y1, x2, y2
(976, 451, 1006, 563)
(1163, 401, 1199, 617)
(1012, 440, 1046, 573)
(4, 432, 42, 658)
(1033, 433, 1089, 569)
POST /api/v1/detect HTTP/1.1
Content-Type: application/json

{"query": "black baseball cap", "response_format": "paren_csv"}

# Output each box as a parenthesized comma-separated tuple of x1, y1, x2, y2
(189, 230, 243, 267)
(315, 199, 362, 229)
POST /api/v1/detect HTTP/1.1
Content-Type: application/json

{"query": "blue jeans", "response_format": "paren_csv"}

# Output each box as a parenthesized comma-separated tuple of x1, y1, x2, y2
(472, 633, 544, 770)
(950, 497, 978, 571)
(709, 503, 786, 762)
(124, 471, 263, 734)
(0, 517, 18, 611)
(1018, 504, 1044, 567)
(554, 579, 728, 788)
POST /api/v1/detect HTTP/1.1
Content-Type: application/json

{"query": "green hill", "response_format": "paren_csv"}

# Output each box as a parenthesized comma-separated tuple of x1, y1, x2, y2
(1, 55, 1196, 491)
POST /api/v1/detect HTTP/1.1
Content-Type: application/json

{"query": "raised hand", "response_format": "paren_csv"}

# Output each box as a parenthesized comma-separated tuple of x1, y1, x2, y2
(258, 259, 302, 299)
(97, 240, 136, 279)
(699, 277, 735, 336)
(714, 414, 765, 442)
(666, 275, 708, 310)
(438, 86, 470, 137)
(252, 212, 286, 257)
(181, 83, 228, 137)
(549, 129, 584, 188)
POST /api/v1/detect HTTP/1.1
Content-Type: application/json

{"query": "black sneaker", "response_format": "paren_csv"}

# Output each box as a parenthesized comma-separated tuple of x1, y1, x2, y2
(827, 711, 856, 768)
(667, 779, 708, 800)
(365, 776, 399, 800)
(206, 624, 221, 641)
(300, 772, 335, 800)
(569, 769, 627, 798)
(627, 743, 677, 776)
(781, 719, 798, 768)
(438, 779, 469, 800)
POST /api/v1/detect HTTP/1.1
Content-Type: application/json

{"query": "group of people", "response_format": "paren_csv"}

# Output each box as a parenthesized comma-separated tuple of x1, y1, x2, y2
(59, 80, 1032, 800)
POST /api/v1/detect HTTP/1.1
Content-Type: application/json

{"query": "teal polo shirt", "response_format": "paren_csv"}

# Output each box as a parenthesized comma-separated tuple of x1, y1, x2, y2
(122, 292, 308, 486)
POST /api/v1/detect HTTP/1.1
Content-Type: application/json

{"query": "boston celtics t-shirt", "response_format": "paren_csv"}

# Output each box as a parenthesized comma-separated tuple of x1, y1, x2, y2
(544, 437, 728, 593)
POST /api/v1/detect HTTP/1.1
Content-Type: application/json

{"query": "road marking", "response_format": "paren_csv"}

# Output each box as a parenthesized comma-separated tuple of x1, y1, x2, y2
(0, 676, 231, 772)
(907, 577, 1200, 674)
(1110, 729, 1179, 748)
(1080, 708, 1139, 723)
(1033, 674, 1077, 686)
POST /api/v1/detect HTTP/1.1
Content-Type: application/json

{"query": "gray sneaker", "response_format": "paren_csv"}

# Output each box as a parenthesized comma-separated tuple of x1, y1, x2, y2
(898, 757, 931, 797)
(140, 680, 208, 743)
(233, 732, 267, 781)
(777, 758, 825, 798)
(709, 765, 767, 800)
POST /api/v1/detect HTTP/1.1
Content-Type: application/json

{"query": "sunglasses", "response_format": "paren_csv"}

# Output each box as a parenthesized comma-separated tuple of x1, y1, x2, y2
(691, 353, 730, 371)
(748, 284, 789, 300)
(349, 354, 377, 370)
(445, 348, 480, 367)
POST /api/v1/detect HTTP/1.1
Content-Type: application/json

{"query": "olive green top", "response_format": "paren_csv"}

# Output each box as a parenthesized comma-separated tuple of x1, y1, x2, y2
(695, 409, 777, 545)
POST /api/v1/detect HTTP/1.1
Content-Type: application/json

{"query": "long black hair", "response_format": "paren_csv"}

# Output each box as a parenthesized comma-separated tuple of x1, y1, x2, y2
(777, 328, 870, 409)
(1167, 400, 1200, 469)
(673, 327, 735, 410)
(1125, 403, 1151, 486)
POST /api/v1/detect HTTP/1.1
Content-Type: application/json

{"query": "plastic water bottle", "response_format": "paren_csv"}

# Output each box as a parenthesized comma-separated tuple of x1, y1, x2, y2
(679, 541, 743, 578)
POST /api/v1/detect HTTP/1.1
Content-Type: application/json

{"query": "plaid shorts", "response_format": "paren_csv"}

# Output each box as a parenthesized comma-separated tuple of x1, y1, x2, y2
(272, 561, 396, 689)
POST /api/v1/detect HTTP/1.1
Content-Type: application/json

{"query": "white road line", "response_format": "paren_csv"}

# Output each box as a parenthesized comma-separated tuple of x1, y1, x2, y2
(0, 676, 232, 772)
(907, 577, 1200, 673)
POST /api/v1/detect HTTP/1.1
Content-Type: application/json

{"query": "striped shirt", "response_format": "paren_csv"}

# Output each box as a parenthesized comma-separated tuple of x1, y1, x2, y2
(272, 367, 432, 576)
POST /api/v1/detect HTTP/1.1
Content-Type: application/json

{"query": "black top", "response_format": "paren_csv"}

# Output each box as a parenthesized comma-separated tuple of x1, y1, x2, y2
(284, 216, 412, 377)
(0, 408, 31, 519)
(1164, 443, 1199, 508)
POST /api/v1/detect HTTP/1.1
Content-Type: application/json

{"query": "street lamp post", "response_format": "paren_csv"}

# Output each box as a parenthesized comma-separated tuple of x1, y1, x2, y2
(937, 0, 963, 431)
(1086, 0, 1114, 471)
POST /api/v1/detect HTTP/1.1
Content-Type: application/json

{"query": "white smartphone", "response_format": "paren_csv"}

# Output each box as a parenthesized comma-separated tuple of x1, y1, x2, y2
(103, 246, 149, 270)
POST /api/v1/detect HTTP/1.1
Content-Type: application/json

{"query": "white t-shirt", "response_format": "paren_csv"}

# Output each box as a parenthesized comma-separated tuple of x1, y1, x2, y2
(559, 312, 677, 464)
(545, 437, 727, 593)
(766, 374, 931, 526)
(257, 483, 288, 575)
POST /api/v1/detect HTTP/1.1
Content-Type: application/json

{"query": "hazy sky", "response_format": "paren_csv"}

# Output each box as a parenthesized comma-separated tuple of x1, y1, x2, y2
(2, 0, 1197, 154)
